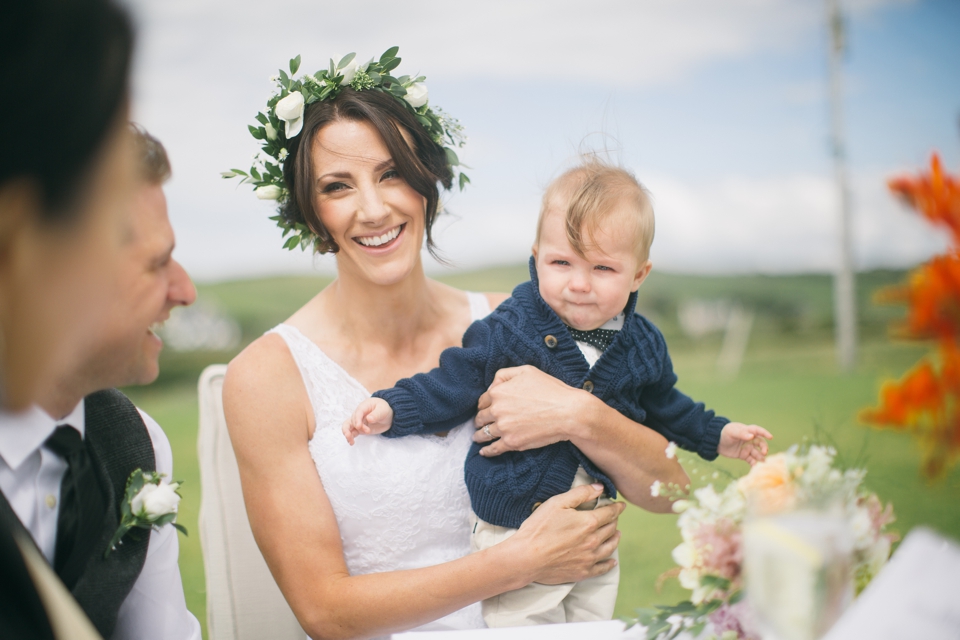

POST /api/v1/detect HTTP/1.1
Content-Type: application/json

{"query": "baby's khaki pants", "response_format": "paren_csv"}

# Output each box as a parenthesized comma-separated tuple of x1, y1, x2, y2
(469, 467, 620, 627)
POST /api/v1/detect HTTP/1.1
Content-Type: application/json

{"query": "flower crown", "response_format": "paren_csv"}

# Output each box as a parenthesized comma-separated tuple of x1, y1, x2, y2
(223, 46, 468, 252)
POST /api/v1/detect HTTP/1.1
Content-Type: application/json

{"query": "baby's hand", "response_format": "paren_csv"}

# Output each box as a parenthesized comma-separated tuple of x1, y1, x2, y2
(342, 398, 394, 445)
(718, 422, 773, 466)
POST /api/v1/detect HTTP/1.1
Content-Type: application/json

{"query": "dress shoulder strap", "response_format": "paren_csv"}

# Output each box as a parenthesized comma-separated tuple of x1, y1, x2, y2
(466, 291, 492, 321)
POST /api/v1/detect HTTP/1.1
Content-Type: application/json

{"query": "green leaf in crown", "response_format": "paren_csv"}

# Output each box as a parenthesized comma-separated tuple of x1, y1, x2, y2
(223, 46, 469, 252)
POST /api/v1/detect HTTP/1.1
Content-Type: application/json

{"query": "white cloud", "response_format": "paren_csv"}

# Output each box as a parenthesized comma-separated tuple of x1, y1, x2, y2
(417, 168, 949, 277)
(646, 169, 948, 274)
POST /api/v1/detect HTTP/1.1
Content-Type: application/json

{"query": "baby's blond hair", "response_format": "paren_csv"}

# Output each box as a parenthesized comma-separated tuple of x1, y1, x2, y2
(536, 159, 654, 263)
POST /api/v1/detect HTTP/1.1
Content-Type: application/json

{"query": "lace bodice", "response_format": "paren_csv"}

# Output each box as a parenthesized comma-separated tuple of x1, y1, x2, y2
(268, 292, 491, 638)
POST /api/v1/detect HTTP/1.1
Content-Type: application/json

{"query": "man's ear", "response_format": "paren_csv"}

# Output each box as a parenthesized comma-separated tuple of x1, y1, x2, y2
(631, 260, 653, 291)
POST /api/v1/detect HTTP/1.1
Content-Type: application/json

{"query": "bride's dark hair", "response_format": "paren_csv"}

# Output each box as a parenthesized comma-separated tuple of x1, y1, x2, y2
(279, 87, 453, 256)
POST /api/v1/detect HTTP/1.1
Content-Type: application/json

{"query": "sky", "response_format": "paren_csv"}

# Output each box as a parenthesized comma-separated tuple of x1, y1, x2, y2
(123, 0, 960, 282)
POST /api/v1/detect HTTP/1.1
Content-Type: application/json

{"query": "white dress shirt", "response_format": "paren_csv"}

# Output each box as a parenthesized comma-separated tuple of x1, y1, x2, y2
(0, 399, 201, 640)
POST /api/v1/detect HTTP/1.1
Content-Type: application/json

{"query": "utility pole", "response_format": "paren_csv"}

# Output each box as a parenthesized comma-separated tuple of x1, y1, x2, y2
(828, 0, 857, 371)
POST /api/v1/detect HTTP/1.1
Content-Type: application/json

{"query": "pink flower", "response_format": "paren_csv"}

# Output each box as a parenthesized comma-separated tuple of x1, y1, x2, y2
(709, 600, 762, 640)
(862, 493, 896, 533)
(693, 519, 742, 584)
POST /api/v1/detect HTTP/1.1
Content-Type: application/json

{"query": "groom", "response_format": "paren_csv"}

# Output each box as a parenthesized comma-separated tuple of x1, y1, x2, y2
(0, 127, 201, 639)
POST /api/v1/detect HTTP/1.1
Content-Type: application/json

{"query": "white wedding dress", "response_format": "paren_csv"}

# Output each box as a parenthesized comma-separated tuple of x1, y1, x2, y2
(268, 292, 490, 639)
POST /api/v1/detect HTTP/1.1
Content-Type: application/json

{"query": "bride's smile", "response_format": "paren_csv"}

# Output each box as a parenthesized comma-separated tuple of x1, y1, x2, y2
(353, 222, 405, 249)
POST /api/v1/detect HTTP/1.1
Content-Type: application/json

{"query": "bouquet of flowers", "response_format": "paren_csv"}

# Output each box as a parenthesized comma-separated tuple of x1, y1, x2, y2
(628, 444, 896, 640)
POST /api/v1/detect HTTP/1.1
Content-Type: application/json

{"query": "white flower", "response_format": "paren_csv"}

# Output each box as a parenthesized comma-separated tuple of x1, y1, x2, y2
(694, 485, 722, 513)
(672, 542, 696, 569)
(256, 185, 282, 200)
(264, 122, 278, 141)
(864, 535, 891, 578)
(650, 480, 662, 497)
(275, 91, 305, 138)
(849, 506, 874, 550)
(278, 148, 289, 161)
(666, 615, 684, 635)
(131, 481, 180, 520)
(665, 441, 678, 459)
(404, 82, 429, 108)
(336, 54, 370, 84)
(672, 499, 690, 513)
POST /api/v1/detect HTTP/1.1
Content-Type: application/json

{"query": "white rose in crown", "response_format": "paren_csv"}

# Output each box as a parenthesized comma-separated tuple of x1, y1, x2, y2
(404, 82, 429, 108)
(264, 121, 278, 141)
(255, 185, 282, 200)
(275, 91, 305, 138)
(337, 55, 371, 85)
(131, 481, 181, 519)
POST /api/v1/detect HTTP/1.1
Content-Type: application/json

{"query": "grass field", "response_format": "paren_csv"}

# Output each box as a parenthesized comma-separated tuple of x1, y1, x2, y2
(123, 265, 960, 637)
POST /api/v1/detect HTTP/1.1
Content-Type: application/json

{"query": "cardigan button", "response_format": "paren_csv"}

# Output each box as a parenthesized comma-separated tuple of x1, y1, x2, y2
(544, 335, 558, 349)
(531, 501, 543, 513)
(582, 380, 595, 393)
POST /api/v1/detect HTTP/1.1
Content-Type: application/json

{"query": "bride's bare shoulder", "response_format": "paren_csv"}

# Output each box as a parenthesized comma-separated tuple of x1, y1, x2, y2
(223, 332, 309, 435)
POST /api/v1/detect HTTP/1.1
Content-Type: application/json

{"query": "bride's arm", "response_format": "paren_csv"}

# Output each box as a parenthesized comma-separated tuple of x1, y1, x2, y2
(223, 335, 623, 640)
(473, 366, 689, 512)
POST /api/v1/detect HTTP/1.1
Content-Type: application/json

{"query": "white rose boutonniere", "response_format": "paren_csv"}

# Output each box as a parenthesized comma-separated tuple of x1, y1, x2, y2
(404, 82, 429, 108)
(107, 469, 187, 557)
(275, 91, 305, 138)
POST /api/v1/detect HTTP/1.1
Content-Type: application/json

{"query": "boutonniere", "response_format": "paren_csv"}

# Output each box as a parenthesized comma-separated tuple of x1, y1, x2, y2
(106, 468, 187, 557)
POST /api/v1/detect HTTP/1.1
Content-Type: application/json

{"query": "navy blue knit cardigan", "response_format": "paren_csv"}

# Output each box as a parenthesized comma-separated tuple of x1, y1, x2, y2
(375, 258, 729, 529)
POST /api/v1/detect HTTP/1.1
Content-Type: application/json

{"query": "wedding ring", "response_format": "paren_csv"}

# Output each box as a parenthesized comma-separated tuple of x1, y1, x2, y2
(483, 424, 492, 438)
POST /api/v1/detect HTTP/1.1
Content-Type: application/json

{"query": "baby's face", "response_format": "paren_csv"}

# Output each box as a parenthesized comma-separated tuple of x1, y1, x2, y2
(534, 205, 651, 331)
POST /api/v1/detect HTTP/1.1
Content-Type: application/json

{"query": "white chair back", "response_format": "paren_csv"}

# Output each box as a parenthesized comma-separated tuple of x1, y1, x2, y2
(197, 364, 305, 640)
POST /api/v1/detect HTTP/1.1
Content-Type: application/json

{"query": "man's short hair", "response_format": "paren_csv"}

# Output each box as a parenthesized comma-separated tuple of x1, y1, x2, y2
(130, 123, 171, 184)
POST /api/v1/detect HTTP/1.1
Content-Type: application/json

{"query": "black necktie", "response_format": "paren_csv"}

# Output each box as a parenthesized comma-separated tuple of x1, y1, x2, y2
(566, 326, 619, 353)
(44, 425, 107, 590)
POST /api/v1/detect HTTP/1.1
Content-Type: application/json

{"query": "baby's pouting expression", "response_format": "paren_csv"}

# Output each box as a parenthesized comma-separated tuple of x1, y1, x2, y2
(533, 205, 650, 331)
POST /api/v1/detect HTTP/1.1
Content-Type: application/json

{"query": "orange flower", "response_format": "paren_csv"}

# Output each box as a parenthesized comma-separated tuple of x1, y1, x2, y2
(888, 154, 960, 245)
(863, 154, 960, 479)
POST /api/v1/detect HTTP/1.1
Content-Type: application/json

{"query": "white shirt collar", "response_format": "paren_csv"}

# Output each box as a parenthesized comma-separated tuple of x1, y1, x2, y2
(0, 399, 86, 471)
(600, 313, 625, 331)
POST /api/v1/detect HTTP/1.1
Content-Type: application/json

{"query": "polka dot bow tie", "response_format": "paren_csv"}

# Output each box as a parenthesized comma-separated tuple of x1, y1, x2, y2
(566, 326, 619, 353)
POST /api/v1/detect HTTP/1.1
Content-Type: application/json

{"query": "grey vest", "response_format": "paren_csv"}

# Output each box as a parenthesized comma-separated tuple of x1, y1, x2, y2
(0, 389, 155, 638)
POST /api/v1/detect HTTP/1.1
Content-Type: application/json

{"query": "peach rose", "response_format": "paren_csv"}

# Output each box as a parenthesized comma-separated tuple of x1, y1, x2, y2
(737, 453, 796, 515)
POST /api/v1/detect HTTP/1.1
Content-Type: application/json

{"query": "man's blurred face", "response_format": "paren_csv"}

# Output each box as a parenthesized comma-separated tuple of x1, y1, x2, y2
(86, 181, 196, 387)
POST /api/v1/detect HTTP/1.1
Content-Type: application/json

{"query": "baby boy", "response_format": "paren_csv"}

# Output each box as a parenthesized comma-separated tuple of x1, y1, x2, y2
(344, 159, 772, 627)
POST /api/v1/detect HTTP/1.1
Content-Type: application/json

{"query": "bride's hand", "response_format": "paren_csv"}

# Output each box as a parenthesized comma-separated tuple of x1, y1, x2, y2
(505, 483, 624, 585)
(473, 365, 590, 456)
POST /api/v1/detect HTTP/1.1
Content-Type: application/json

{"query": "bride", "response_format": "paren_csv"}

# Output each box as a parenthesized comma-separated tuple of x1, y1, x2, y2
(223, 49, 688, 639)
